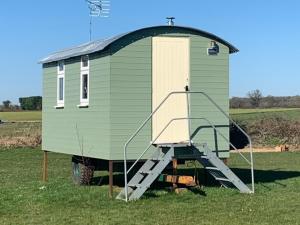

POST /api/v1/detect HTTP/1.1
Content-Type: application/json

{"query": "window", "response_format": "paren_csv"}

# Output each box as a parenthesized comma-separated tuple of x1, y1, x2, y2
(58, 76, 64, 101)
(80, 72, 89, 105)
(57, 74, 64, 106)
(81, 55, 89, 69)
(82, 74, 88, 99)
(56, 61, 65, 107)
(207, 41, 219, 56)
(79, 55, 89, 107)
(58, 60, 64, 73)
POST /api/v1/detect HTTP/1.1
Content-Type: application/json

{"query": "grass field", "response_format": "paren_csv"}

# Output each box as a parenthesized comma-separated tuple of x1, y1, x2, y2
(0, 122, 41, 148)
(230, 108, 300, 122)
(229, 108, 300, 114)
(0, 148, 299, 225)
(0, 112, 42, 148)
(1, 108, 300, 122)
(0, 122, 40, 137)
(0, 111, 41, 121)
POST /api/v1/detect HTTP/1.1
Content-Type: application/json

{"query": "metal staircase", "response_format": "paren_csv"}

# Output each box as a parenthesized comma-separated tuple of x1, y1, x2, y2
(117, 146, 174, 201)
(118, 91, 255, 201)
(195, 144, 251, 193)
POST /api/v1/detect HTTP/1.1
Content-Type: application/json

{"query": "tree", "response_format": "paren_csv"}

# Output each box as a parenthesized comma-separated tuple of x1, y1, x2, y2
(19, 96, 42, 110)
(2, 100, 11, 109)
(247, 89, 262, 108)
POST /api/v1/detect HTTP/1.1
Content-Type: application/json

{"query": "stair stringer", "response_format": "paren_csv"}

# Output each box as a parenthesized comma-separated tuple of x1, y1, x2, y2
(193, 144, 251, 193)
(117, 147, 174, 201)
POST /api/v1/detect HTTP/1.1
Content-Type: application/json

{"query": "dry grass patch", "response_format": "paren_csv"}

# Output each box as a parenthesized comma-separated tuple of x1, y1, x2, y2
(0, 122, 41, 148)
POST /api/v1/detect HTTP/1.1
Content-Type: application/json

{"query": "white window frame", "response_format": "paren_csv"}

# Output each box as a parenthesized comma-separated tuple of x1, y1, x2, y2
(81, 55, 89, 70)
(56, 60, 65, 108)
(57, 60, 65, 74)
(79, 71, 89, 106)
(78, 56, 89, 107)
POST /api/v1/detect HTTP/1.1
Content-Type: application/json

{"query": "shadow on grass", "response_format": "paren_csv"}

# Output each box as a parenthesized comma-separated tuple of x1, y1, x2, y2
(230, 168, 300, 185)
(90, 167, 300, 193)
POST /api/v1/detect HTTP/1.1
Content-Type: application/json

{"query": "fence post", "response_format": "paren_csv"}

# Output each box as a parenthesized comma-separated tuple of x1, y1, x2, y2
(42, 151, 48, 182)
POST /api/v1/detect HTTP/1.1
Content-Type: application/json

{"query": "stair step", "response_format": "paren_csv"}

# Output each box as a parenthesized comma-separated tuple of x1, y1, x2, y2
(205, 166, 220, 171)
(157, 143, 190, 148)
(128, 183, 144, 188)
(215, 177, 231, 182)
(139, 170, 154, 175)
(151, 158, 162, 161)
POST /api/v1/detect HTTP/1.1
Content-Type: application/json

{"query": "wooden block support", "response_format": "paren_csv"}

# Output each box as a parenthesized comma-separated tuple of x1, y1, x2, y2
(109, 160, 113, 198)
(158, 174, 196, 186)
(222, 158, 228, 165)
(42, 151, 48, 182)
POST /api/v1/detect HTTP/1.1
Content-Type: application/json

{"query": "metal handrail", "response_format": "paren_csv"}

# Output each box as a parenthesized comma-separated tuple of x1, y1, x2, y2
(127, 118, 252, 174)
(123, 91, 254, 201)
(123, 117, 254, 201)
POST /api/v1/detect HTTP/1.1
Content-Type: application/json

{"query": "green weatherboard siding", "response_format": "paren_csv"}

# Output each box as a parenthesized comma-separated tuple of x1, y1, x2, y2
(42, 27, 230, 160)
(42, 53, 111, 159)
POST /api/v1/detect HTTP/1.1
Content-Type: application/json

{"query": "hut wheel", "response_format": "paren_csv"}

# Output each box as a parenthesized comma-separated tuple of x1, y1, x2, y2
(72, 156, 94, 185)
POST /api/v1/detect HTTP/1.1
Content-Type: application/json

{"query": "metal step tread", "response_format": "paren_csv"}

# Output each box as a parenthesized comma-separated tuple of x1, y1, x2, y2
(139, 170, 157, 175)
(205, 166, 220, 171)
(215, 177, 231, 182)
(128, 183, 146, 189)
(156, 143, 190, 148)
(151, 158, 164, 161)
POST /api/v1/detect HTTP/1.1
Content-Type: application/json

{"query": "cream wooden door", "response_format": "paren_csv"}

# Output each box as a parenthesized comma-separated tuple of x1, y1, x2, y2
(152, 36, 190, 144)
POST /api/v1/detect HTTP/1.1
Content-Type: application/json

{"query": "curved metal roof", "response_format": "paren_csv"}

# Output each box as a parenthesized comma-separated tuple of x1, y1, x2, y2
(39, 25, 238, 64)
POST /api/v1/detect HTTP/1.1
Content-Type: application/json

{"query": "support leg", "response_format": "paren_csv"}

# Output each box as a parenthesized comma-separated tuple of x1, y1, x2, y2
(109, 160, 113, 198)
(42, 151, 48, 182)
(203, 167, 208, 185)
(172, 159, 178, 189)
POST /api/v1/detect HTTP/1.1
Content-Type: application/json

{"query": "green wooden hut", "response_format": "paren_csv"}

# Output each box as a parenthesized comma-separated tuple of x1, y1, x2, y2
(40, 24, 253, 200)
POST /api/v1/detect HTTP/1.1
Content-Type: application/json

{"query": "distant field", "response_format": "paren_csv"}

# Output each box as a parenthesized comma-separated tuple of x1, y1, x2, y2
(0, 111, 41, 148)
(230, 108, 300, 122)
(230, 108, 300, 114)
(0, 111, 41, 121)
(0, 108, 300, 123)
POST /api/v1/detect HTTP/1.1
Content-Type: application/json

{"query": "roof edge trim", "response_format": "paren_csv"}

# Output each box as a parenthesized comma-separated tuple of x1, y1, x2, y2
(39, 25, 238, 64)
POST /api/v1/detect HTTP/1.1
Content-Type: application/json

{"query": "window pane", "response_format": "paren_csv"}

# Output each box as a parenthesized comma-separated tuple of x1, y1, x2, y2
(82, 56, 88, 67)
(82, 74, 88, 99)
(58, 61, 64, 71)
(59, 77, 64, 100)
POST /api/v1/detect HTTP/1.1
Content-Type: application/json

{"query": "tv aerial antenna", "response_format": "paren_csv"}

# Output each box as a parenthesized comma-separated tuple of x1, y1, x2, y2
(85, 0, 110, 41)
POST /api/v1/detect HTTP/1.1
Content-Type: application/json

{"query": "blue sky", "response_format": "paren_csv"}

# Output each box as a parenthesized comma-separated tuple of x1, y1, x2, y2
(0, 0, 299, 104)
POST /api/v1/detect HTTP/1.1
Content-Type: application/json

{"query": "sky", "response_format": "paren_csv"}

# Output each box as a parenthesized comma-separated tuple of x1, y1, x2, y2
(0, 0, 300, 104)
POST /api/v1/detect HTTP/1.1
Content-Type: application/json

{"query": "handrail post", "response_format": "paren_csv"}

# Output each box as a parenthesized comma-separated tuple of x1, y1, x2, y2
(123, 145, 128, 202)
(249, 140, 254, 193)
(186, 90, 192, 145)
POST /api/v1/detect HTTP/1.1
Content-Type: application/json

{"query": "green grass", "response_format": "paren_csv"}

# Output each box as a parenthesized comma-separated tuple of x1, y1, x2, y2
(0, 111, 41, 121)
(230, 108, 300, 114)
(230, 108, 300, 122)
(0, 149, 299, 225)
